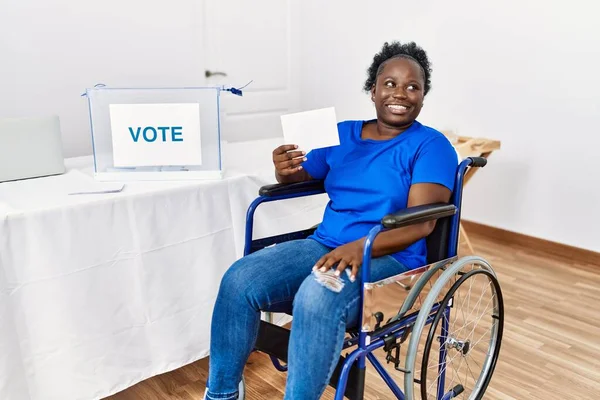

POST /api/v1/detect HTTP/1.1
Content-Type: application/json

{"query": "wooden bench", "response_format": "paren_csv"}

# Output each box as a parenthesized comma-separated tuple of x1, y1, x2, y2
(442, 132, 501, 254)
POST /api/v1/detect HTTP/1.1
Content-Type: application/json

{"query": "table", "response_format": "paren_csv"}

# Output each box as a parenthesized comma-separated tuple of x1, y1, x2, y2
(443, 132, 502, 253)
(0, 139, 328, 400)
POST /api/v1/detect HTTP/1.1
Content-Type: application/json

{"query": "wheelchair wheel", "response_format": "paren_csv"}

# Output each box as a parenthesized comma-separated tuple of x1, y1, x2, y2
(404, 256, 504, 400)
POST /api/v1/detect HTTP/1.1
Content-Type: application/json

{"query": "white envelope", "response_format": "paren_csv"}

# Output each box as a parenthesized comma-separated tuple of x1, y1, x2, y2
(280, 107, 340, 153)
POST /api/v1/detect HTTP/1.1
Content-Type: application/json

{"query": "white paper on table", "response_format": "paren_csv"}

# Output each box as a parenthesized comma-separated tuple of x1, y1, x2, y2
(68, 184, 124, 195)
(280, 107, 340, 153)
(66, 170, 125, 195)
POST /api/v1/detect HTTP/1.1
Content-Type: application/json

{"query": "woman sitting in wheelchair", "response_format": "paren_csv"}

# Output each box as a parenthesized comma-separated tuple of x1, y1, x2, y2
(205, 41, 459, 400)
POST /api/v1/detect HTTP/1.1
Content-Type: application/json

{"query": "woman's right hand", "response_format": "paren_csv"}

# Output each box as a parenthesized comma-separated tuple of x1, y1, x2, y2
(272, 144, 306, 176)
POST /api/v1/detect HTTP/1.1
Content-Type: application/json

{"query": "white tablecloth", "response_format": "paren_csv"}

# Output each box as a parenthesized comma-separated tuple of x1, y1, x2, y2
(0, 140, 328, 400)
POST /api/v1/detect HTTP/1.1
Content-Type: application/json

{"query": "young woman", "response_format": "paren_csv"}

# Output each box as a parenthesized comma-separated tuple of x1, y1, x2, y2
(205, 41, 457, 400)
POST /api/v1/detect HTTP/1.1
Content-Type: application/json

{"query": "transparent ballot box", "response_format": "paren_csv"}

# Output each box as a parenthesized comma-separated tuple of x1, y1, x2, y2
(84, 86, 237, 181)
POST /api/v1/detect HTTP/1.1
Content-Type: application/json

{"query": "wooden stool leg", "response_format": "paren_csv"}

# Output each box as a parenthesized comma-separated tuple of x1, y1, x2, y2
(459, 223, 475, 254)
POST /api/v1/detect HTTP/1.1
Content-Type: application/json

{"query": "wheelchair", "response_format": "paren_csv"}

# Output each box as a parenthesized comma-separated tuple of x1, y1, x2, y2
(240, 157, 504, 400)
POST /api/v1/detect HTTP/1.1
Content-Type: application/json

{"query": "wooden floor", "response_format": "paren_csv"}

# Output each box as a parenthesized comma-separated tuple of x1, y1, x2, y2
(106, 233, 600, 399)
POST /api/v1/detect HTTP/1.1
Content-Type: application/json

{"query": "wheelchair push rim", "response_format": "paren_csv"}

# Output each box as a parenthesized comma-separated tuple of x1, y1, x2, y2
(403, 256, 504, 400)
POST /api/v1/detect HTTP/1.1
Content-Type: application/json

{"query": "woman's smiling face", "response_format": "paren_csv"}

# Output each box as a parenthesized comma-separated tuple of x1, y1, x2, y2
(371, 57, 426, 129)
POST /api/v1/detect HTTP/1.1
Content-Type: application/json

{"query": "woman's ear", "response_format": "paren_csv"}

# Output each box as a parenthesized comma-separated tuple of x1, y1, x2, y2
(370, 84, 376, 102)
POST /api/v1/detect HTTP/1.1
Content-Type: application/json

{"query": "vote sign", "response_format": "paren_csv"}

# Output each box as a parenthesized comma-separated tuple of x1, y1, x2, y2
(109, 103, 202, 167)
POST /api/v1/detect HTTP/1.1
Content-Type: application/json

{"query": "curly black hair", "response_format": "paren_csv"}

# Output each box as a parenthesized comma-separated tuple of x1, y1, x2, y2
(363, 41, 432, 95)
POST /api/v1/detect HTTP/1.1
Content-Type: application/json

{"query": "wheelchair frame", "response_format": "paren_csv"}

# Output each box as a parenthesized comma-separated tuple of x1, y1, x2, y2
(242, 157, 503, 400)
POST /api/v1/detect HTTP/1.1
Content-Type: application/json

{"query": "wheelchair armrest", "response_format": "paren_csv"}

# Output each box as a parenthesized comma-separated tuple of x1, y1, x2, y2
(259, 180, 325, 197)
(381, 203, 456, 229)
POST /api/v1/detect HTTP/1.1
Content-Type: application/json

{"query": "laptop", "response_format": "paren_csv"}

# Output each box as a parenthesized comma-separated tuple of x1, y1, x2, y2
(0, 116, 66, 183)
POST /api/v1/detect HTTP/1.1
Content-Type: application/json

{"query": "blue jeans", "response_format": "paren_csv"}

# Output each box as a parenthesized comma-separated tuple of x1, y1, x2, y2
(206, 238, 408, 400)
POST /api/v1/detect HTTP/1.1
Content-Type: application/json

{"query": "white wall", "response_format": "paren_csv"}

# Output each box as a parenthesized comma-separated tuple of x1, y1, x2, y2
(298, 0, 600, 252)
(0, 0, 205, 158)
(2, 0, 598, 252)
(0, 0, 303, 155)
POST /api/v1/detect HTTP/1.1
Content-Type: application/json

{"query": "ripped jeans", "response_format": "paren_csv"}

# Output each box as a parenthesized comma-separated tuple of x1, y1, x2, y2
(205, 239, 408, 400)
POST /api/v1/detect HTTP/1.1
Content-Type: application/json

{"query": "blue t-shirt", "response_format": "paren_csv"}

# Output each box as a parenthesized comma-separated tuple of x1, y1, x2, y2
(301, 120, 458, 270)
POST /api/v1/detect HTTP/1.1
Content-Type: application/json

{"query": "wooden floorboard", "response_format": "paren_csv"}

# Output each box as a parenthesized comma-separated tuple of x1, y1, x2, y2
(105, 233, 600, 399)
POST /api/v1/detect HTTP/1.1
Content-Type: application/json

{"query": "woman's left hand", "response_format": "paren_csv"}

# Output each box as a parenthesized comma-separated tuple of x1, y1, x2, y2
(313, 240, 364, 282)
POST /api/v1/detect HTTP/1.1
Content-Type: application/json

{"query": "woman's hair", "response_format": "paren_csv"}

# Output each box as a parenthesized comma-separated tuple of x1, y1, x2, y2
(363, 41, 432, 95)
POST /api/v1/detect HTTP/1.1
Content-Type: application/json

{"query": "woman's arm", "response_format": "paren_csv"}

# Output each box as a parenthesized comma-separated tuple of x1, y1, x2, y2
(313, 182, 451, 280)
(369, 182, 451, 257)
(276, 168, 311, 184)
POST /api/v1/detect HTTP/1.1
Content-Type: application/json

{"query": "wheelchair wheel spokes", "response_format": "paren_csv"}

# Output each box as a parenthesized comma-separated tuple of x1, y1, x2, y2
(414, 260, 480, 313)
(403, 256, 503, 400)
(421, 268, 503, 400)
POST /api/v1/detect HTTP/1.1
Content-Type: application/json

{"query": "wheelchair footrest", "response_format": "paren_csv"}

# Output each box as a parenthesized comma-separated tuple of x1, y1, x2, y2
(255, 321, 366, 400)
(329, 354, 366, 400)
(255, 321, 290, 362)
